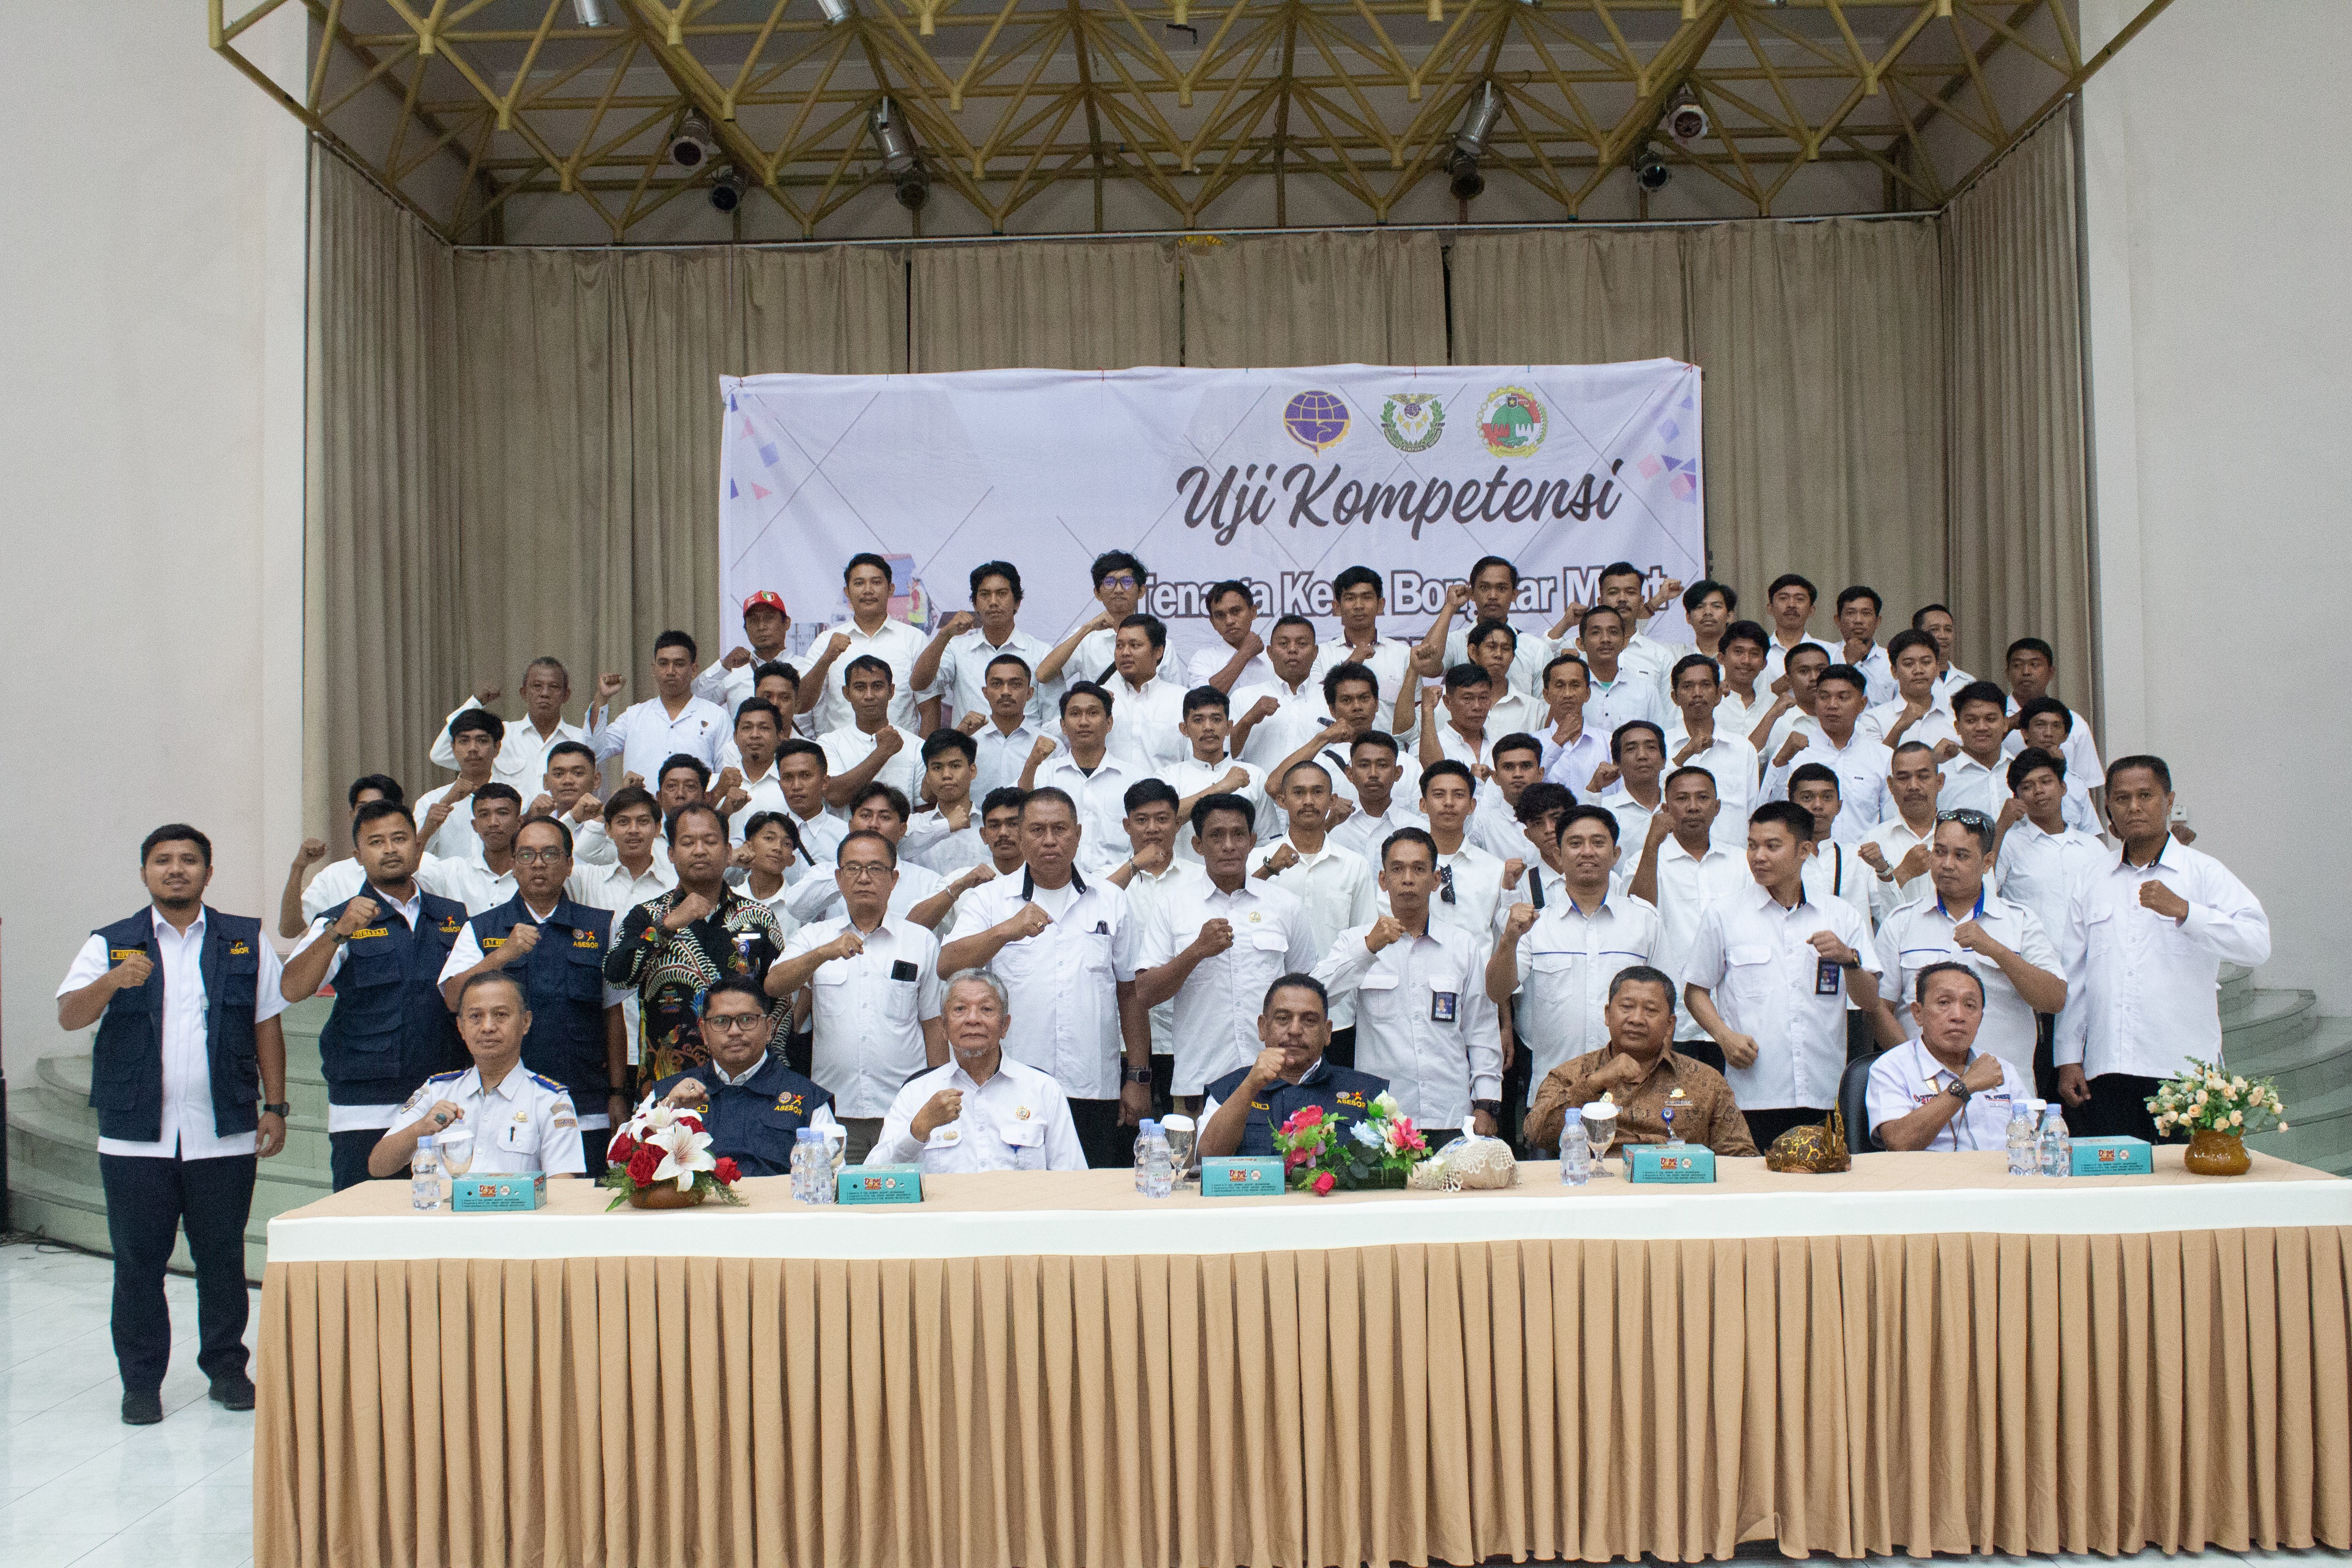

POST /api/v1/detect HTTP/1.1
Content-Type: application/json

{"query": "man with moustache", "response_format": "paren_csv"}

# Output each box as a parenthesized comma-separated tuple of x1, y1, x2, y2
(1198, 975, 1392, 1160)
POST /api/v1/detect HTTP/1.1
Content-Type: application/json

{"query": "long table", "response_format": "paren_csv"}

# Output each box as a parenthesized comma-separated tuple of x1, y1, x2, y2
(255, 1150, 2352, 1567)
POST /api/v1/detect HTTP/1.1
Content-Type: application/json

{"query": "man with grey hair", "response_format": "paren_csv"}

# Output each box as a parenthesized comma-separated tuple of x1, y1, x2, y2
(430, 657, 590, 792)
(866, 969, 1088, 1172)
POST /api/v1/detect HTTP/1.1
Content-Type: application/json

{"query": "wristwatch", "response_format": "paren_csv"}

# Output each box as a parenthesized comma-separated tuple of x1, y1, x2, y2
(1122, 1064, 1154, 1085)
(1470, 1098, 1504, 1121)
(261, 1102, 292, 1118)
(1941, 1079, 1973, 1107)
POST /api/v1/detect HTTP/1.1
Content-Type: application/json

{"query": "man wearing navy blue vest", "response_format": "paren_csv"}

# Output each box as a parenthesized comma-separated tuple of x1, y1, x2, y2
(1197, 973, 1390, 1160)
(55, 824, 290, 1426)
(280, 799, 469, 1190)
(437, 815, 630, 1172)
(642, 976, 841, 1176)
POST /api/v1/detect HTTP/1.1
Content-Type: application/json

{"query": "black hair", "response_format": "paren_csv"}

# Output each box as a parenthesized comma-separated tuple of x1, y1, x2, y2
(1262, 972, 1330, 1014)
(2006, 746, 2066, 792)
(849, 782, 912, 823)
(456, 970, 528, 1009)
(1598, 560, 1645, 588)
(348, 774, 404, 808)
(1541, 651, 1590, 686)
(1332, 564, 1383, 599)
(1578, 603, 1627, 635)
(1914, 959, 1986, 1006)
(1748, 800, 1817, 842)
(546, 740, 597, 769)
(837, 828, 898, 865)
(1785, 640, 1833, 669)
(1514, 781, 1577, 827)
(448, 707, 505, 745)
(1767, 573, 1818, 603)
(700, 975, 774, 1014)
(1380, 825, 1439, 866)
(776, 737, 827, 770)
(664, 801, 728, 845)
(657, 754, 712, 789)
(1443, 662, 1494, 693)
(734, 696, 785, 733)
(1418, 759, 1475, 794)
(1182, 684, 1231, 718)
(1466, 617, 1518, 654)
(603, 784, 660, 824)
(921, 728, 978, 765)
(1787, 761, 1842, 795)
(2006, 637, 2056, 666)
(1321, 661, 1377, 706)
(842, 653, 894, 685)
(984, 651, 1033, 681)
(1910, 603, 1955, 631)
(1936, 809, 1996, 856)
(352, 799, 416, 840)
(1953, 679, 2009, 717)
(1118, 612, 1168, 652)
(1670, 653, 1721, 691)
(1189, 793, 1257, 837)
(1467, 555, 1518, 588)
(2018, 695, 2074, 735)
(980, 786, 1031, 818)
(514, 813, 574, 855)
(1207, 578, 1254, 610)
(739, 811, 805, 858)
(1665, 765, 1720, 798)
(1835, 584, 1884, 615)
(139, 823, 213, 867)
(1122, 777, 1181, 814)
(2106, 754, 2173, 792)
(1887, 627, 1940, 667)
(1815, 664, 1870, 696)
(970, 560, 1023, 601)
(1089, 550, 1147, 588)
(1607, 965, 1678, 1014)
(1021, 785, 1078, 819)
(1557, 803, 1621, 844)
(1720, 620, 1769, 655)
(1490, 732, 1544, 764)
(843, 551, 891, 585)
(751, 659, 799, 689)
(653, 628, 699, 662)
(1609, 720, 1665, 761)
(1270, 613, 1315, 639)
(1060, 681, 1112, 718)
(471, 782, 524, 813)
(1683, 579, 1738, 615)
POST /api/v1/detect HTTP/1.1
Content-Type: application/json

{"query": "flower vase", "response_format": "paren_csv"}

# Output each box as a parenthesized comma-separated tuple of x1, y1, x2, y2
(627, 1182, 709, 1210)
(2182, 1128, 2251, 1176)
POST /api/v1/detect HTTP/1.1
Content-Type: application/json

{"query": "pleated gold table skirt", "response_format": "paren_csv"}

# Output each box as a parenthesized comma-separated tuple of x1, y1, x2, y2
(254, 1157, 2352, 1567)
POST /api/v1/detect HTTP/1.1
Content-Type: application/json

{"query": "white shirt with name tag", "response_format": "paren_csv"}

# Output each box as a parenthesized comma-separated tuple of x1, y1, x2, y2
(1872, 890, 2058, 1079)
(1312, 920, 1500, 1131)
(395, 1063, 587, 1176)
(1865, 1039, 2031, 1153)
(781, 917, 945, 1118)
(867, 1057, 1088, 1172)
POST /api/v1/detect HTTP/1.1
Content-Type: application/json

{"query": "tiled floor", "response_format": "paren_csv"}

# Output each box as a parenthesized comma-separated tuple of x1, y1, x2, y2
(1, 1236, 2348, 1568)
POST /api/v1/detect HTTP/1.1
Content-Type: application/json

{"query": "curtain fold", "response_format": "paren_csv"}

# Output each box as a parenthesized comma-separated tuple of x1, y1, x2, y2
(911, 240, 1181, 370)
(1446, 229, 1690, 367)
(1945, 115, 2093, 709)
(1181, 231, 1449, 368)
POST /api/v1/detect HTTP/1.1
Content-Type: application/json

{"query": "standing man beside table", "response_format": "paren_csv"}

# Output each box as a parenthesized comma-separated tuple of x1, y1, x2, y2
(56, 823, 289, 1426)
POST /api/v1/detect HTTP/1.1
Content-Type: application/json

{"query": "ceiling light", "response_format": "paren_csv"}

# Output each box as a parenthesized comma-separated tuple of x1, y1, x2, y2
(1666, 86, 1709, 144)
(709, 165, 747, 213)
(816, 0, 853, 24)
(570, 0, 617, 24)
(869, 97, 929, 211)
(1634, 144, 1671, 192)
(670, 110, 715, 169)
(1447, 80, 1502, 202)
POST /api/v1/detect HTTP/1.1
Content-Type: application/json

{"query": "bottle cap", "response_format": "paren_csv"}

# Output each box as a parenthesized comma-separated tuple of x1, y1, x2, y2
(1138, 1119, 1158, 1136)
(1561, 1107, 1583, 1122)
(417, 1135, 435, 1150)
(795, 1127, 821, 1142)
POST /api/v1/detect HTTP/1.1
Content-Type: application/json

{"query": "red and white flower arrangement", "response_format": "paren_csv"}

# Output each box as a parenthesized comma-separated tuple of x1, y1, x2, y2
(599, 1101, 746, 1210)
(1269, 1091, 1431, 1195)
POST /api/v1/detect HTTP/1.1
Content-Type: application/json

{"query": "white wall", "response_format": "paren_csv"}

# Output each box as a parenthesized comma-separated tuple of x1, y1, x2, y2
(0, 10, 307, 1081)
(2079, 0, 2352, 1007)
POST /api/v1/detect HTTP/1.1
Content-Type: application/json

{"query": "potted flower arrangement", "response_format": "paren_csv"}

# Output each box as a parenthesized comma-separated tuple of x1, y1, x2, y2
(2147, 1057, 2287, 1177)
(1270, 1092, 1431, 1195)
(600, 1102, 747, 1210)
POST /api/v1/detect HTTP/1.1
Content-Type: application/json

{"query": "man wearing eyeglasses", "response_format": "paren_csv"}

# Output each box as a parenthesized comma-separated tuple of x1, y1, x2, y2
(767, 828, 948, 1163)
(1038, 550, 1150, 693)
(1868, 809, 2064, 1082)
(436, 814, 632, 1169)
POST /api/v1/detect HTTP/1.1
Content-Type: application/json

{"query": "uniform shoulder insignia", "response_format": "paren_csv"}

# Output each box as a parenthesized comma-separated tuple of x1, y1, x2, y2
(425, 1070, 465, 1085)
(528, 1071, 568, 1093)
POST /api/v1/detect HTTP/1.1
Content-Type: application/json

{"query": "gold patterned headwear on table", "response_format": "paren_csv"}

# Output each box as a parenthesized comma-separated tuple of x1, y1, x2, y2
(1765, 1106, 1852, 1172)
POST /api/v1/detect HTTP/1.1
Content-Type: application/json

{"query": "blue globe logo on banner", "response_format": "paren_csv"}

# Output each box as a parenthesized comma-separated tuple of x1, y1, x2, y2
(1283, 389, 1350, 452)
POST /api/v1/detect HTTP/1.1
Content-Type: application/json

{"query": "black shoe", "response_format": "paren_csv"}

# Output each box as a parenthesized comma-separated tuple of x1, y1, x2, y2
(121, 1388, 164, 1425)
(208, 1372, 256, 1411)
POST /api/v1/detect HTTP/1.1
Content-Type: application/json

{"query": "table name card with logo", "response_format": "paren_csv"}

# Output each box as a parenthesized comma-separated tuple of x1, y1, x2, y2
(1201, 1156, 1287, 1197)
(452, 1173, 547, 1211)
(839, 1166, 925, 1205)
(1626, 1146, 1715, 1184)
(2067, 1136, 2154, 1177)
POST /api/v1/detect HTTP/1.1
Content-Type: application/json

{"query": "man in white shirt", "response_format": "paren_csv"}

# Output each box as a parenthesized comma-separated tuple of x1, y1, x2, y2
(1684, 801, 1888, 1149)
(525, 740, 606, 836)
(912, 560, 1055, 729)
(783, 784, 980, 933)
(566, 785, 677, 915)
(1421, 557, 1551, 697)
(1911, 603, 1975, 701)
(1861, 629, 1957, 754)
(1488, 804, 1663, 1091)
(1757, 573, 1822, 688)
(1832, 585, 1897, 707)
(1100, 613, 1190, 776)
(1866, 962, 2034, 1153)
(1583, 560, 1681, 700)
(866, 969, 1088, 1173)
(1312, 564, 1418, 706)
(1751, 640, 1832, 762)
(1626, 767, 1750, 1074)
(2003, 637, 2103, 819)
(1765, 664, 1891, 843)
(1412, 760, 1511, 937)
(1661, 578, 1739, 673)
(1031, 682, 1146, 875)
(715, 698, 791, 842)
(818, 655, 926, 811)
(796, 552, 937, 734)
(1134, 796, 1318, 1106)
(1937, 681, 2015, 820)
(1328, 732, 1428, 867)
(1576, 606, 1667, 739)
(2055, 756, 2272, 1142)
(1165, 686, 1273, 861)
(434, 784, 526, 915)
(1856, 742, 1943, 926)
(1597, 721, 1668, 850)
(901, 730, 990, 875)
(1994, 746, 2108, 1101)
(415, 708, 504, 862)
(1461, 622, 1546, 740)
(694, 590, 794, 715)
(2013, 699, 2102, 834)
(367, 970, 588, 1179)
(1258, 660, 1384, 815)
(590, 631, 730, 782)
(1786, 764, 1877, 941)
(939, 787, 1149, 1166)
(1037, 550, 1150, 696)
(1870, 812, 2065, 1080)
(965, 652, 1055, 801)
(1713, 620, 1774, 745)
(752, 739, 846, 878)
(1247, 760, 1378, 1054)
(1418, 663, 1500, 771)
(1536, 652, 1611, 796)
(715, 663, 803, 763)
(1104, 778, 1201, 1105)
(1313, 827, 1503, 1142)
(430, 658, 591, 792)
(56, 823, 289, 1424)
(1467, 735, 1550, 863)
(284, 775, 466, 935)
(1230, 616, 1329, 772)
(1661, 655, 1757, 854)
(768, 827, 948, 1162)
(1188, 578, 1275, 694)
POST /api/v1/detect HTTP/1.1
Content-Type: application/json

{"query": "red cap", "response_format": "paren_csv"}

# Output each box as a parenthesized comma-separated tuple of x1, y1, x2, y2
(741, 590, 788, 617)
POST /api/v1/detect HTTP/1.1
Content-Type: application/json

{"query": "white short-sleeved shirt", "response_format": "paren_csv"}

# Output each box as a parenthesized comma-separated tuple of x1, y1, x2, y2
(396, 1063, 587, 1176)
(936, 627, 1054, 727)
(1032, 752, 1147, 875)
(1312, 637, 1417, 709)
(1994, 819, 2107, 949)
(1189, 640, 1278, 693)
(1597, 785, 1661, 855)
(412, 782, 486, 864)
(1312, 920, 1501, 1130)
(1873, 890, 2058, 1078)
(956, 871, 1141, 1101)
(57, 909, 291, 1161)
(1540, 727, 1612, 796)
(1766, 730, 1892, 845)
(867, 1056, 1088, 1172)
(1685, 880, 1877, 1111)
(972, 719, 1055, 803)
(1245, 837, 1377, 1028)
(1855, 815, 1937, 929)
(1121, 861, 1206, 1057)
(433, 855, 519, 917)
(1136, 878, 1317, 1094)
(901, 813, 991, 877)
(1327, 800, 1428, 872)
(783, 858, 953, 937)
(1865, 1039, 2031, 1153)
(1165, 756, 1273, 862)
(1102, 674, 1191, 775)
(1584, 673, 1667, 740)
(722, 762, 791, 844)
(817, 724, 926, 812)
(1645, 838, 1752, 1042)
(302, 853, 465, 923)
(804, 617, 935, 735)
(1934, 752, 2009, 823)
(1375, 838, 1506, 941)
(1230, 675, 1330, 772)
(589, 695, 730, 782)
(1507, 893, 1665, 1084)
(1660, 733, 1759, 854)
(429, 701, 591, 792)
(782, 916, 945, 1118)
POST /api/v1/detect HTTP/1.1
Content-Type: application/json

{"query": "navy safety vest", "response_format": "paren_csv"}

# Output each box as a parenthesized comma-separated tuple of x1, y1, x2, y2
(645, 1054, 833, 1178)
(88, 908, 264, 1143)
(464, 894, 616, 1105)
(316, 888, 469, 1107)
(1200, 1057, 1392, 1159)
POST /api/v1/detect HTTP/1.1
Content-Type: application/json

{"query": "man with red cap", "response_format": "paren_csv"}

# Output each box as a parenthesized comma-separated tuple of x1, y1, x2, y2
(697, 591, 794, 716)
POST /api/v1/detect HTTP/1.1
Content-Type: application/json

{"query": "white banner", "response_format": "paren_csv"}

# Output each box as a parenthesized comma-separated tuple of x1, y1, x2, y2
(718, 361, 1703, 674)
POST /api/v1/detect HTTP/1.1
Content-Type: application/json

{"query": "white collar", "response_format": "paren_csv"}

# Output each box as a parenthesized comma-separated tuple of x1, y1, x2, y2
(150, 906, 206, 942)
(461, 1063, 522, 1101)
(710, 1056, 765, 1086)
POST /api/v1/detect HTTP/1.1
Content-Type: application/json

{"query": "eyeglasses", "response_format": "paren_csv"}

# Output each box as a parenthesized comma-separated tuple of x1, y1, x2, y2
(511, 848, 568, 865)
(1439, 864, 1457, 905)
(1099, 573, 1140, 590)
(1936, 809, 1993, 829)
(702, 1013, 769, 1035)
(838, 862, 894, 882)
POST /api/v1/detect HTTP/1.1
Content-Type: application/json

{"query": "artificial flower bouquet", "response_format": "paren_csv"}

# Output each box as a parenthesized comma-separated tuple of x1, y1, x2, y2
(2146, 1058, 2287, 1137)
(1270, 1091, 1431, 1196)
(599, 1101, 747, 1210)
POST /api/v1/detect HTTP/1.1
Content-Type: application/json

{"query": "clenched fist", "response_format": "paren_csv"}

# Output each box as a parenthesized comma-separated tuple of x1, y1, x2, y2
(1365, 914, 1405, 951)
(1192, 917, 1235, 957)
(333, 896, 382, 939)
(661, 891, 716, 931)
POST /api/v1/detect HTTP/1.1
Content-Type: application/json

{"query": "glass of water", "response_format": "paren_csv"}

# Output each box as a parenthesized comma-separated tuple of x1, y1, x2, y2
(437, 1127, 475, 1180)
(1159, 1114, 1197, 1182)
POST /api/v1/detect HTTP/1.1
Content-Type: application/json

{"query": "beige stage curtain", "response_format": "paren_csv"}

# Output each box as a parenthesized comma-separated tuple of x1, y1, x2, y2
(254, 1228, 2352, 1568)
(304, 153, 462, 828)
(912, 240, 1181, 370)
(1182, 231, 1449, 368)
(1945, 115, 2094, 709)
(1447, 229, 1691, 366)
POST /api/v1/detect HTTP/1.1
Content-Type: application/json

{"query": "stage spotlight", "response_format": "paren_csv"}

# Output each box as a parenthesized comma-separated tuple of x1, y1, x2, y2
(816, 0, 853, 23)
(709, 165, 747, 212)
(1634, 144, 1671, 192)
(1666, 86, 1709, 144)
(869, 96, 930, 211)
(571, 0, 617, 24)
(1446, 80, 1503, 202)
(670, 111, 715, 169)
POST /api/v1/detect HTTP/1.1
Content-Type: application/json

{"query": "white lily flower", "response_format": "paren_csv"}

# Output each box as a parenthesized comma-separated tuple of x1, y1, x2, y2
(649, 1121, 715, 1190)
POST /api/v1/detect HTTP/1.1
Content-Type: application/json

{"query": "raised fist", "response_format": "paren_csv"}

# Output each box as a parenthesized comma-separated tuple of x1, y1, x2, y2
(1193, 917, 1235, 956)
(110, 950, 155, 990)
(1365, 914, 1406, 951)
(293, 838, 328, 868)
(722, 646, 755, 670)
(333, 896, 381, 938)
(503, 922, 541, 958)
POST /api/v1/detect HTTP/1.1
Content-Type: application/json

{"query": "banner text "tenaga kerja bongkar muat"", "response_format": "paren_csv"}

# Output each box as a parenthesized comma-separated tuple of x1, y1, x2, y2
(718, 361, 1704, 671)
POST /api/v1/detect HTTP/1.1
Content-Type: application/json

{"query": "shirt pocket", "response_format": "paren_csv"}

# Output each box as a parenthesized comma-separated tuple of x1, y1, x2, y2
(562, 940, 606, 1000)
(1000, 1119, 1046, 1171)
(882, 976, 920, 1023)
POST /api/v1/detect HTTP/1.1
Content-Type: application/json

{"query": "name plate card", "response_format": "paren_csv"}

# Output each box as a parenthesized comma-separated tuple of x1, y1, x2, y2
(1201, 1157, 1288, 1196)
(1626, 1146, 1715, 1184)
(838, 1166, 924, 1204)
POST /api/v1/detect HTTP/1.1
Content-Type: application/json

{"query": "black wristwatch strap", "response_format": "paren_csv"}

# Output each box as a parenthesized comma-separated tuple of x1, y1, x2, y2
(1122, 1064, 1154, 1085)
(1470, 1098, 1504, 1118)
(261, 1102, 292, 1117)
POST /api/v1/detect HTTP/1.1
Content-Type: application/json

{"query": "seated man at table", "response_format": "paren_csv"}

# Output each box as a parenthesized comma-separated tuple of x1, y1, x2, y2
(641, 976, 841, 1176)
(1865, 960, 2032, 1152)
(1522, 965, 1757, 1158)
(867, 969, 1088, 1173)
(1197, 973, 1391, 1160)
(366, 970, 588, 1179)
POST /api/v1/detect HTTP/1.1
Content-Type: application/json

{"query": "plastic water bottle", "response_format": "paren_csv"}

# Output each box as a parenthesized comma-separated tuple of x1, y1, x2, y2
(1134, 1119, 1158, 1193)
(1143, 1125, 1175, 1199)
(411, 1136, 440, 1211)
(2039, 1102, 2072, 1178)
(1559, 1109, 1591, 1186)
(2006, 1100, 2039, 1176)
(791, 1127, 821, 1204)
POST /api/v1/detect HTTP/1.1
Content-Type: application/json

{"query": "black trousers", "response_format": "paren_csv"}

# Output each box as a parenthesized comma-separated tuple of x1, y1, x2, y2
(2032, 1013, 2059, 1105)
(1069, 1097, 1135, 1169)
(1499, 1018, 1534, 1156)
(1324, 1026, 1357, 1070)
(99, 1152, 256, 1394)
(328, 1128, 382, 1191)
(578, 1127, 611, 1177)
(1676, 1037, 1727, 1075)
(1741, 1105, 1831, 1150)
(2081, 1073, 2166, 1143)
(1148, 1053, 1176, 1119)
